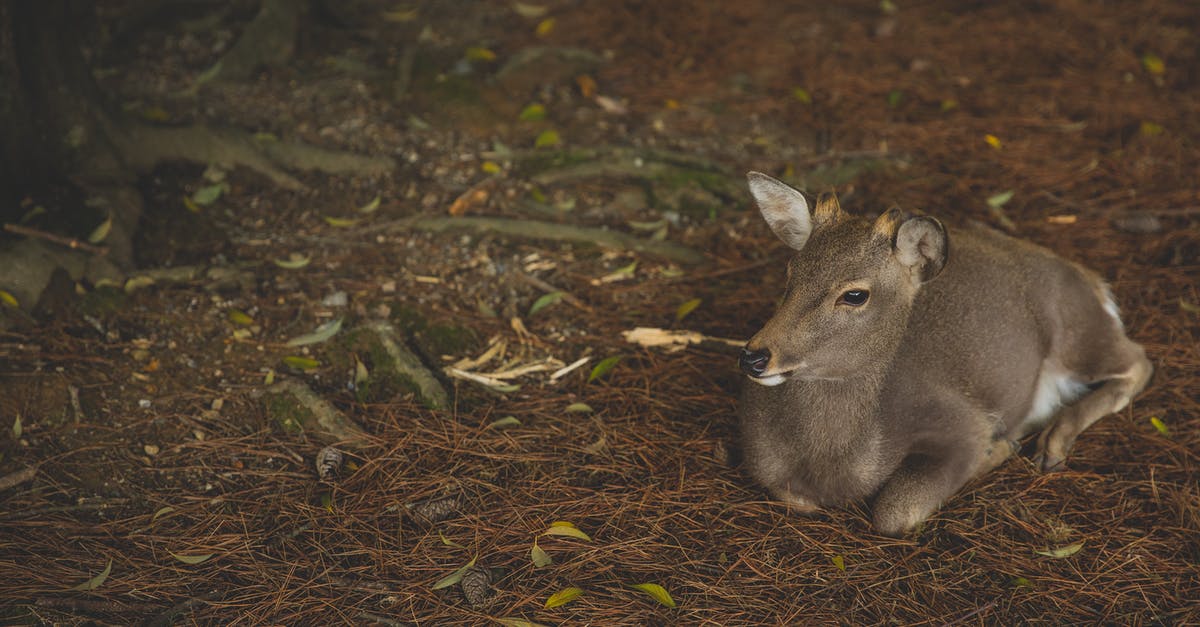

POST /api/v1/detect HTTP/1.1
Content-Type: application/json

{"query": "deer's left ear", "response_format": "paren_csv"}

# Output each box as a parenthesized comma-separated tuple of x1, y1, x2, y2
(880, 210, 947, 283)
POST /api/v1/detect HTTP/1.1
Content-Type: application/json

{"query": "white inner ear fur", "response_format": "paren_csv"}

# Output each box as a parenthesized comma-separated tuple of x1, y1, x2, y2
(894, 218, 944, 275)
(747, 171, 812, 251)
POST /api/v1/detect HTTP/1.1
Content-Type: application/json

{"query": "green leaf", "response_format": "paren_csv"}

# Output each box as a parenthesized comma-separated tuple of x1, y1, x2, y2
(1180, 298, 1200, 314)
(151, 506, 176, 522)
(0, 289, 18, 308)
(512, 2, 549, 19)
(324, 216, 359, 227)
(530, 541, 552, 567)
(439, 531, 466, 549)
(11, 415, 20, 439)
(564, 403, 593, 413)
(191, 183, 225, 206)
(588, 356, 621, 383)
(675, 298, 702, 322)
(1034, 542, 1083, 558)
(1141, 53, 1165, 76)
(631, 583, 677, 608)
(70, 559, 112, 591)
(357, 195, 382, 214)
(791, 87, 812, 105)
(880, 0, 898, 14)
(1149, 416, 1169, 437)
(228, 309, 254, 326)
(1011, 576, 1033, 588)
(831, 555, 845, 571)
(542, 520, 592, 541)
(432, 556, 477, 590)
(88, 215, 112, 244)
(529, 291, 563, 316)
(987, 190, 1014, 208)
(286, 318, 343, 347)
(519, 103, 547, 121)
(534, 129, 561, 149)
(488, 416, 522, 429)
(170, 552, 214, 564)
(465, 47, 497, 62)
(273, 253, 312, 269)
(354, 358, 370, 385)
(544, 586, 583, 609)
(886, 90, 904, 108)
(282, 356, 320, 371)
(495, 618, 549, 627)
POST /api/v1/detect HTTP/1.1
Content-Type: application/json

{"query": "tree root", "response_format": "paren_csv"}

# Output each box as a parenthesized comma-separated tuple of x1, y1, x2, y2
(392, 216, 706, 265)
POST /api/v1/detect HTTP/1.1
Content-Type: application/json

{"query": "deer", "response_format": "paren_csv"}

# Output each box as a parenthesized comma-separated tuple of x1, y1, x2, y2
(737, 172, 1152, 536)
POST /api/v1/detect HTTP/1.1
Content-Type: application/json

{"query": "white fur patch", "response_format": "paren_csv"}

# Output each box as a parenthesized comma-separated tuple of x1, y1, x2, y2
(1101, 287, 1123, 328)
(750, 373, 787, 387)
(1022, 361, 1089, 429)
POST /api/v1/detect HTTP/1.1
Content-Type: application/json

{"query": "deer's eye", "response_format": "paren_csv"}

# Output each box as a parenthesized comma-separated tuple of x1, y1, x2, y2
(837, 289, 869, 306)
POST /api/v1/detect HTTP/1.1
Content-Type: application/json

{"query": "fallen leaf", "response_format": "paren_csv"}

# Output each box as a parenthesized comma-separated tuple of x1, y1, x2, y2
(1149, 416, 1169, 437)
(1141, 53, 1165, 76)
(535, 129, 561, 148)
(88, 215, 112, 244)
(487, 416, 522, 429)
(191, 184, 225, 206)
(792, 87, 812, 104)
(481, 161, 502, 174)
(1046, 215, 1077, 225)
(1180, 298, 1200, 314)
(940, 98, 958, 111)
(151, 506, 176, 522)
(273, 254, 312, 269)
(576, 74, 597, 98)
(530, 541, 552, 567)
(631, 582, 677, 608)
(986, 190, 1014, 208)
(70, 559, 112, 591)
(439, 531, 466, 549)
(1139, 121, 1164, 137)
(383, 8, 419, 22)
(1034, 542, 1083, 559)
(1011, 576, 1033, 588)
(588, 356, 621, 383)
(832, 555, 845, 571)
(519, 103, 547, 121)
(170, 552, 214, 565)
(465, 47, 496, 62)
(282, 356, 320, 371)
(544, 586, 583, 609)
(529, 291, 563, 316)
(0, 289, 18, 308)
(542, 520, 592, 541)
(565, 403, 593, 413)
(886, 90, 904, 108)
(324, 216, 359, 227)
(286, 318, 343, 347)
(228, 309, 254, 326)
(357, 195, 382, 214)
(11, 415, 20, 439)
(535, 17, 555, 37)
(432, 556, 477, 590)
(675, 298, 702, 322)
(512, 2, 548, 18)
(495, 618, 549, 627)
(984, 134, 1002, 149)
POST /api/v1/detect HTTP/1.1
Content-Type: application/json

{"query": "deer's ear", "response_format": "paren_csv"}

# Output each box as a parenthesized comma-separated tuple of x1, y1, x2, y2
(893, 214, 948, 283)
(747, 171, 813, 250)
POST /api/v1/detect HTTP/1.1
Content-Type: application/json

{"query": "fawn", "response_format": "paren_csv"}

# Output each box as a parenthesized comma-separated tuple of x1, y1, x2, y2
(737, 172, 1152, 536)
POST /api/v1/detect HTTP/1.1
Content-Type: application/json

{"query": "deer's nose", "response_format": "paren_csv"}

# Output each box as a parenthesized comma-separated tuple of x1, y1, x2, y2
(739, 347, 771, 377)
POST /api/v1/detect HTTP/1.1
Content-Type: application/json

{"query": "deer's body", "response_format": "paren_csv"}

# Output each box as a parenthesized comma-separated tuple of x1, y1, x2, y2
(737, 173, 1151, 536)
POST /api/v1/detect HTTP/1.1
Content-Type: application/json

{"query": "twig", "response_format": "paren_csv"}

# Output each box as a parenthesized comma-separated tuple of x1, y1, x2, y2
(0, 466, 37, 491)
(515, 272, 592, 311)
(3, 223, 109, 255)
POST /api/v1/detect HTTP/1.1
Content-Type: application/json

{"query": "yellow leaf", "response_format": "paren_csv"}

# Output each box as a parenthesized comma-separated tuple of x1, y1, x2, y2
(481, 161, 502, 174)
(940, 98, 958, 112)
(357, 195, 382, 214)
(534, 129, 561, 148)
(984, 134, 1002, 149)
(139, 106, 170, 122)
(535, 17, 556, 37)
(466, 47, 496, 62)
(1139, 121, 1164, 137)
(1180, 298, 1200, 314)
(1141, 53, 1165, 76)
(565, 403, 593, 413)
(664, 98, 680, 110)
(439, 531, 466, 548)
(324, 216, 359, 227)
(228, 309, 254, 326)
(512, 3, 548, 19)
(519, 103, 547, 121)
(321, 492, 334, 512)
(382, 8, 419, 22)
(182, 196, 202, 213)
(0, 290, 18, 308)
(831, 555, 845, 571)
(530, 541, 552, 567)
(576, 74, 597, 98)
(544, 586, 583, 609)
(675, 298, 702, 322)
(151, 506, 176, 522)
(495, 619, 550, 627)
(1149, 416, 1169, 437)
(273, 254, 312, 269)
(791, 87, 812, 104)
(631, 582, 677, 608)
(432, 556, 477, 590)
(542, 520, 592, 541)
(283, 356, 320, 371)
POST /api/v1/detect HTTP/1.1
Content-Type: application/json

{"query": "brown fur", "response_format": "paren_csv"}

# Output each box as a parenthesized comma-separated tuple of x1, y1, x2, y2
(739, 173, 1152, 536)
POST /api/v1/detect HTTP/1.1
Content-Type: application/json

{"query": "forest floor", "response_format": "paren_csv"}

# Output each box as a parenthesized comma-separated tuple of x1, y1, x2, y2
(1, 1, 1198, 624)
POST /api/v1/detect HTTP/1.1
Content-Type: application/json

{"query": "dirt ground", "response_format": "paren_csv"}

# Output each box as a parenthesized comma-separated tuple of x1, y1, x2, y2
(1, 0, 1198, 624)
